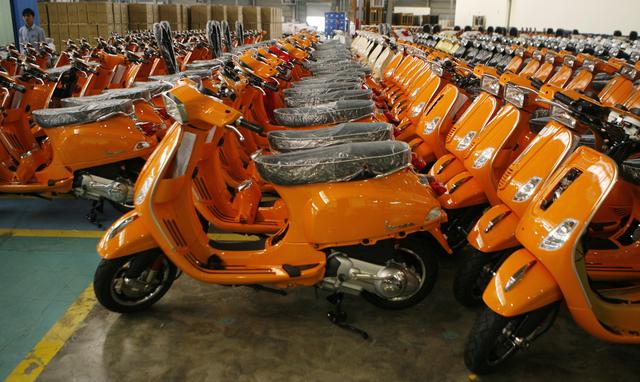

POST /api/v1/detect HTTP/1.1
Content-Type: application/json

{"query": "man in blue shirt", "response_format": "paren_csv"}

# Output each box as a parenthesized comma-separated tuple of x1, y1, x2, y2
(18, 8, 46, 52)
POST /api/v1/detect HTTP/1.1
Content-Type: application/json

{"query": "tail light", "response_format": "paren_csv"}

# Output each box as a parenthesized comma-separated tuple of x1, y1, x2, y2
(136, 121, 162, 135)
(411, 152, 427, 171)
(426, 175, 447, 196)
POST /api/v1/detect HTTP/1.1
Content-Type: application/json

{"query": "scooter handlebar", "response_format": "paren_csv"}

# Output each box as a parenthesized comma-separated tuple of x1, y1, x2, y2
(236, 117, 264, 134)
(262, 80, 278, 92)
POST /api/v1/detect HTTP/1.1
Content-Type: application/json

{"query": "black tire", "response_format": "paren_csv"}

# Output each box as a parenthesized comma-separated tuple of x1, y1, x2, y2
(444, 205, 487, 250)
(464, 305, 558, 374)
(361, 237, 438, 310)
(453, 246, 501, 308)
(94, 253, 177, 313)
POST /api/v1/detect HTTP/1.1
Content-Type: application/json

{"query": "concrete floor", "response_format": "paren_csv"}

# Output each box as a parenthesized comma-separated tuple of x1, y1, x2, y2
(37, 259, 640, 382)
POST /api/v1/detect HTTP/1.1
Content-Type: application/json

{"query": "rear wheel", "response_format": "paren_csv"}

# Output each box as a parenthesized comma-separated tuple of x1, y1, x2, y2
(362, 237, 438, 310)
(464, 304, 559, 374)
(94, 252, 177, 313)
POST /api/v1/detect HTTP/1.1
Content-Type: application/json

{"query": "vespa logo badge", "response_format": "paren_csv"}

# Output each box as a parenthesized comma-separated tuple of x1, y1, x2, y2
(385, 220, 415, 231)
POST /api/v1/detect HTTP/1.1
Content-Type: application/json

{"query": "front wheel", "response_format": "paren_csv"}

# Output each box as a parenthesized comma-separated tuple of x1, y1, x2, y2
(361, 237, 439, 310)
(464, 304, 559, 375)
(94, 252, 177, 313)
(453, 246, 504, 308)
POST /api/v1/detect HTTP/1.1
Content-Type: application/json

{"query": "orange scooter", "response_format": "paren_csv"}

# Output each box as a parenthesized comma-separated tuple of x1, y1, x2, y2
(93, 84, 450, 333)
(454, 78, 640, 307)
(0, 75, 157, 211)
(464, 124, 640, 373)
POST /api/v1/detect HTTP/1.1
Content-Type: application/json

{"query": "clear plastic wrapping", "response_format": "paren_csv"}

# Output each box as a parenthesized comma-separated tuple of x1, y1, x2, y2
(148, 69, 212, 83)
(292, 78, 362, 89)
(267, 122, 393, 152)
(132, 81, 174, 97)
(296, 74, 364, 84)
(283, 83, 362, 98)
(33, 100, 134, 128)
(45, 65, 72, 79)
(184, 59, 223, 70)
(273, 100, 374, 127)
(254, 141, 411, 186)
(285, 88, 372, 107)
(60, 88, 152, 107)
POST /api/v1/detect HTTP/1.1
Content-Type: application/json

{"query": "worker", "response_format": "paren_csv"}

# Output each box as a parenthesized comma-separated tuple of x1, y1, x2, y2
(18, 8, 46, 51)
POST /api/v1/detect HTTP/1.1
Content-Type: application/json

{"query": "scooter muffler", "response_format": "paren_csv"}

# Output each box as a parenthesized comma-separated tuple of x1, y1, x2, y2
(73, 174, 134, 204)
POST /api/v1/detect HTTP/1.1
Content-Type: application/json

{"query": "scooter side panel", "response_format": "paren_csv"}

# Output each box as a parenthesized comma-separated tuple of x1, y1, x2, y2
(440, 172, 489, 209)
(428, 154, 465, 184)
(483, 248, 562, 317)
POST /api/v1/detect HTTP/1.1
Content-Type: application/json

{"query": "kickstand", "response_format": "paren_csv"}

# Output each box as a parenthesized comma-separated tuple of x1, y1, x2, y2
(87, 200, 104, 228)
(326, 293, 370, 340)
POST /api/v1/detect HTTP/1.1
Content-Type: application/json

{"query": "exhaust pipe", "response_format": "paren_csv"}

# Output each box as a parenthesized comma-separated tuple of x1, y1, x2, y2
(73, 174, 134, 205)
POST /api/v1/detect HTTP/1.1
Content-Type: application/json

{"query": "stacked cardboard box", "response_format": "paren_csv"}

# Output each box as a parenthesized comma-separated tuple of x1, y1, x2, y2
(226, 6, 243, 26)
(189, 5, 210, 30)
(159, 4, 187, 32)
(211, 5, 227, 22)
(113, 4, 129, 35)
(261, 7, 283, 39)
(243, 7, 261, 32)
(128, 4, 159, 31)
(37, 2, 49, 37)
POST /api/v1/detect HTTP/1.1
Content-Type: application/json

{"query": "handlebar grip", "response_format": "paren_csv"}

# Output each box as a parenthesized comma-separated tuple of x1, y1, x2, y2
(530, 77, 544, 90)
(237, 118, 264, 134)
(262, 81, 278, 92)
(554, 92, 574, 106)
(12, 83, 26, 93)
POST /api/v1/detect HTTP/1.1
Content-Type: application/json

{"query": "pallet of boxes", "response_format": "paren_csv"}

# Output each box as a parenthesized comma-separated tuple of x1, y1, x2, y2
(158, 4, 188, 32)
(261, 7, 283, 39)
(128, 4, 159, 32)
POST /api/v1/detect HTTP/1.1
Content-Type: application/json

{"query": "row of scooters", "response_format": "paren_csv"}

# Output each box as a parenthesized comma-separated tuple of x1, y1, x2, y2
(7, 19, 637, 374)
(353, 30, 640, 373)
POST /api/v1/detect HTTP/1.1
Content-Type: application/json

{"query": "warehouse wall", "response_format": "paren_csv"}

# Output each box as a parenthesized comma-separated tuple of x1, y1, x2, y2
(455, 0, 640, 34)
(509, 0, 639, 35)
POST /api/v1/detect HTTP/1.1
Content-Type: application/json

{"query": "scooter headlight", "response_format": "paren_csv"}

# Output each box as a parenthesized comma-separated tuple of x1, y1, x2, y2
(551, 105, 577, 129)
(411, 102, 426, 118)
(582, 59, 595, 72)
(430, 62, 443, 77)
(539, 218, 579, 251)
(621, 64, 637, 81)
(513, 176, 542, 202)
(135, 176, 154, 206)
(481, 75, 500, 96)
(504, 84, 525, 109)
(107, 213, 139, 241)
(472, 147, 495, 169)
(456, 131, 476, 151)
(545, 53, 555, 63)
(162, 93, 189, 123)
(563, 55, 576, 68)
(422, 116, 441, 135)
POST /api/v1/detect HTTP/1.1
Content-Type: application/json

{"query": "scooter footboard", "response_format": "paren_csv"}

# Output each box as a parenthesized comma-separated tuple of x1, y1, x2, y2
(98, 211, 158, 260)
(467, 204, 520, 252)
(483, 248, 562, 317)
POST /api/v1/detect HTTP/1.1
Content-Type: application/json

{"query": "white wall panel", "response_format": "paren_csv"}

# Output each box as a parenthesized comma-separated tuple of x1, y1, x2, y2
(510, 0, 640, 34)
(454, 0, 508, 28)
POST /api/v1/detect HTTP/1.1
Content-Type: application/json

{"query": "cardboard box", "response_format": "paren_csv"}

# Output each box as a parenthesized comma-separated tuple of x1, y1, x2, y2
(58, 24, 70, 41)
(211, 5, 226, 22)
(69, 24, 80, 41)
(53, 3, 68, 24)
(41, 23, 49, 37)
(189, 5, 210, 29)
(97, 24, 115, 38)
(226, 6, 243, 25)
(67, 4, 78, 23)
(90, 2, 114, 25)
(37, 3, 48, 25)
(77, 4, 87, 24)
(128, 4, 158, 24)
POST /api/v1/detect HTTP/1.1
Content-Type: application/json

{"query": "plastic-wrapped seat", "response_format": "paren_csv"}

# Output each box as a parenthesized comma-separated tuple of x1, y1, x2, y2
(268, 122, 393, 152)
(132, 81, 173, 97)
(273, 100, 374, 127)
(33, 100, 134, 128)
(148, 69, 213, 83)
(284, 83, 361, 99)
(184, 59, 223, 70)
(285, 88, 372, 107)
(255, 141, 411, 186)
(45, 65, 72, 80)
(60, 88, 152, 107)
(291, 79, 362, 90)
(296, 74, 364, 84)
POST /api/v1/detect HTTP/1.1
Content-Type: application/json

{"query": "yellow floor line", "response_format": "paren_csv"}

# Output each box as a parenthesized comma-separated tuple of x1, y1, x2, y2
(0, 228, 259, 241)
(5, 285, 97, 382)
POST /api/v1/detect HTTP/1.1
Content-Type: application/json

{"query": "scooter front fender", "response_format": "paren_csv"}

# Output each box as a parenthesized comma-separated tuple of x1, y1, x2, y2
(468, 204, 520, 252)
(97, 211, 158, 260)
(439, 172, 488, 208)
(483, 248, 562, 317)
